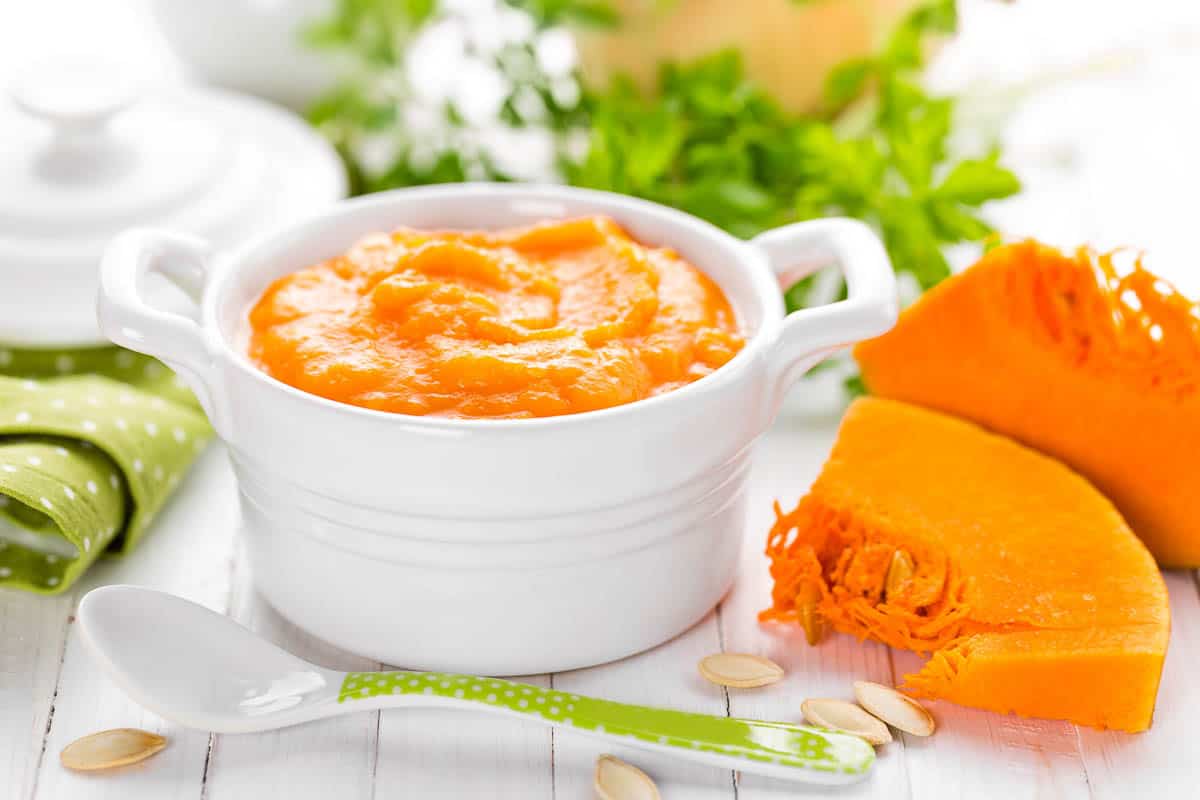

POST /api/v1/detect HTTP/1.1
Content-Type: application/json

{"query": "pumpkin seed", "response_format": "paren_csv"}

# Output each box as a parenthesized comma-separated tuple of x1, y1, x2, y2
(884, 549, 915, 600)
(797, 582, 825, 645)
(801, 698, 892, 746)
(698, 653, 785, 688)
(854, 680, 936, 737)
(594, 754, 661, 800)
(60, 728, 167, 772)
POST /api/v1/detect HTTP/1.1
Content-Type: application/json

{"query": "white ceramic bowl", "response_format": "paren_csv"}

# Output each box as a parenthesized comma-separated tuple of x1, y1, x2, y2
(97, 184, 896, 675)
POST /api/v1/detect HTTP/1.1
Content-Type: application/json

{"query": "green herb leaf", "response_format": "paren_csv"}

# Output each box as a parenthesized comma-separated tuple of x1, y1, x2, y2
(934, 157, 1022, 205)
(929, 202, 994, 241)
(509, 0, 619, 27)
(824, 59, 874, 109)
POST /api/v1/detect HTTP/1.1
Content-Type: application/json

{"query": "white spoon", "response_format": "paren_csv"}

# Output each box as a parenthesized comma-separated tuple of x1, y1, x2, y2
(77, 585, 875, 784)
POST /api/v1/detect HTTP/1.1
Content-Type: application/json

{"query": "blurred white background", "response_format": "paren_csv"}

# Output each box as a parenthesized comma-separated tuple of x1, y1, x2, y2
(3, 0, 1199, 290)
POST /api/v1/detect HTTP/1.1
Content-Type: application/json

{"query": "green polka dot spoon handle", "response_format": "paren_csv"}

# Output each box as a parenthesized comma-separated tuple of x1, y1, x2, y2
(78, 585, 875, 785)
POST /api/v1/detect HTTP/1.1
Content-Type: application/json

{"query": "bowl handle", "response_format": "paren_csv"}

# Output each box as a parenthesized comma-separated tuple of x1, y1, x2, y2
(751, 218, 898, 416)
(97, 228, 220, 423)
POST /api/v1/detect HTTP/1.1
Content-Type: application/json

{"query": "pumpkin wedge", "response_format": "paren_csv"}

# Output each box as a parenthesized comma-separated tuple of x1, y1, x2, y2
(855, 242, 1200, 566)
(761, 397, 1169, 732)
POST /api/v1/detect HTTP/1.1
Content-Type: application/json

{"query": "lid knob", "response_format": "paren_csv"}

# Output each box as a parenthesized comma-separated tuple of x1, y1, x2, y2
(10, 60, 141, 182)
(11, 60, 138, 136)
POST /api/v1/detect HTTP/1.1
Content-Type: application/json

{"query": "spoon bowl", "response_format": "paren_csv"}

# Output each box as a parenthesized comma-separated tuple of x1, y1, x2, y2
(79, 585, 341, 732)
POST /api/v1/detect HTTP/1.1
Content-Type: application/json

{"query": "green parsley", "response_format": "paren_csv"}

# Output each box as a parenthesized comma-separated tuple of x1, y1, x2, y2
(569, 0, 1019, 312)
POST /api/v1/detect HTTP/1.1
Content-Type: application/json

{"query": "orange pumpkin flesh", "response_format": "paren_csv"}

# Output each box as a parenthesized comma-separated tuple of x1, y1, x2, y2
(854, 242, 1200, 566)
(761, 397, 1169, 732)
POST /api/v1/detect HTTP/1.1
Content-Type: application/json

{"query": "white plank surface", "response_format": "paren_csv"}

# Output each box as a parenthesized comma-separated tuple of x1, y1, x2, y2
(203, 551, 381, 800)
(0, 590, 72, 800)
(374, 675, 554, 799)
(5, 2, 1200, 798)
(890, 650, 1092, 800)
(1075, 571, 1200, 799)
(8, 422, 1200, 799)
(28, 446, 237, 800)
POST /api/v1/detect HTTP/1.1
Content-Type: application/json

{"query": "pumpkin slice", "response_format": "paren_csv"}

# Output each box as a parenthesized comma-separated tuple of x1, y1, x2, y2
(761, 397, 1169, 732)
(854, 242, 1200, 566)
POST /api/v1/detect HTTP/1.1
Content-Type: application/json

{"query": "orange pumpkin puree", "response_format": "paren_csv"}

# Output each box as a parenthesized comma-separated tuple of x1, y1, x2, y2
(247, 216, 744, 419)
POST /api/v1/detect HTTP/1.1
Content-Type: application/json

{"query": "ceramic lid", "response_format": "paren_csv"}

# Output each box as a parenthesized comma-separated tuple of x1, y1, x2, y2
(0, 60, 346, 347)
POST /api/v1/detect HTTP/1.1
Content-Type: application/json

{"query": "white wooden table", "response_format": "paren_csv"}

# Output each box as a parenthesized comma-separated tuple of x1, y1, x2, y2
(3, 408, 1199, 799)
(5, 1, 1200, 797)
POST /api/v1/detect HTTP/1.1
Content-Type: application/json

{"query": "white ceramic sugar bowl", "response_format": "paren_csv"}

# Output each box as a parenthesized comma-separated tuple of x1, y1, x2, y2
(0, 60, 345, 347)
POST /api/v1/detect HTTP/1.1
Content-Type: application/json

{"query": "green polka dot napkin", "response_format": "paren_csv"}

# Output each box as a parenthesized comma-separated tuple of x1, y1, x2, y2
(0, 345, 211, 594)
